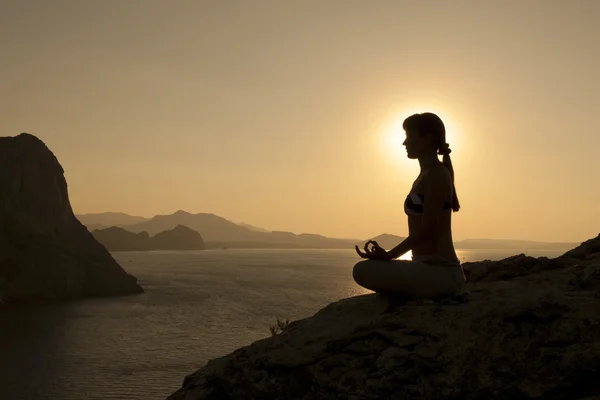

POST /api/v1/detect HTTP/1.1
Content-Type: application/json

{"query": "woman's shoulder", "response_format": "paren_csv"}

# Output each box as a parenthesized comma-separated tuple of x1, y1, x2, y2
(426, 163, 452, 182)
(412, 165, 451, 195)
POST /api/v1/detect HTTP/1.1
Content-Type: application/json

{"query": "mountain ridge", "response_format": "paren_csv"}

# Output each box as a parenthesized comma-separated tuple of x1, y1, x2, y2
(77, 211, 580, 250)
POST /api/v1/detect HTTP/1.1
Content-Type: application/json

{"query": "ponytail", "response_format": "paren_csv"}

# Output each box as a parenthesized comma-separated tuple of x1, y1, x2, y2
(403, 112, 461, 212)
(439, 144, 460, 212)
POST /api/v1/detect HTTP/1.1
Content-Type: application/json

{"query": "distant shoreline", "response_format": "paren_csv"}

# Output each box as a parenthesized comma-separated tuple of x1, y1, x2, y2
(81, 212, 581, 253)
(98, 239, 579, 252)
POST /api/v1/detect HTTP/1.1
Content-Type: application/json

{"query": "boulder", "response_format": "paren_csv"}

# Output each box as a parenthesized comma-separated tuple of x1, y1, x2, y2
(0, 133, 143, 305)
(168, 235, 600, 400)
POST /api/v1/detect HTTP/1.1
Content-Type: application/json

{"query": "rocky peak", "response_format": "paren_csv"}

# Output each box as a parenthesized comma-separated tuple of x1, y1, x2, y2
(0, 133, 74, 234)
(0, 133, 143, 305)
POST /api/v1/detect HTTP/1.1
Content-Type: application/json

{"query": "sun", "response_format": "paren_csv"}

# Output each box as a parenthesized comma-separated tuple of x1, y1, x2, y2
(382, 113, 407, 159)
(378, 105, 463, 168)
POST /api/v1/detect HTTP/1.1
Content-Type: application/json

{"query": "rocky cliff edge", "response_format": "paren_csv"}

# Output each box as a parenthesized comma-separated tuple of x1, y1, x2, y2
(168, 234, 600, 400)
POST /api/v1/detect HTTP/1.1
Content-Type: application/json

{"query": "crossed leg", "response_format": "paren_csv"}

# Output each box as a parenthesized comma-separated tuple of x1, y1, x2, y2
(352, 259, 465, 300)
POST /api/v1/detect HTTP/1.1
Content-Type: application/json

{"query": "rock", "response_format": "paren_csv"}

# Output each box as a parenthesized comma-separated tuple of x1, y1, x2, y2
(461, 254, 559, 283)
(0, 133, 143, 305)
(558, 234, 600, 261)
(167, 235, 600, 400)
(92, 224, 206, 251)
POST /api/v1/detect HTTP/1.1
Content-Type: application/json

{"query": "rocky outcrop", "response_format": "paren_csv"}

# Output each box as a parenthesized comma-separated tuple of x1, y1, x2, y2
(0, 133, 143, 305)
(167, 234, 600, 400)
(92, 224, 206, 251)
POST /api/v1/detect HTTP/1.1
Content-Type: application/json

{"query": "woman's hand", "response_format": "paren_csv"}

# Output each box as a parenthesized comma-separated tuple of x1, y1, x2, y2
(355, 240, 392, 261)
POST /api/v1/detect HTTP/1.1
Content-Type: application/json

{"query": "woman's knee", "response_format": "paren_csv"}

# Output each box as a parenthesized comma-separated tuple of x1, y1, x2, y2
(353, 260, 390, 290)
(352, 260, 373, 287)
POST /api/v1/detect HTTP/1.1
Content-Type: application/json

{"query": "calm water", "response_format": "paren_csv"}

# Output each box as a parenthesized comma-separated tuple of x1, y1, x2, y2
(0, 248, 566, 400)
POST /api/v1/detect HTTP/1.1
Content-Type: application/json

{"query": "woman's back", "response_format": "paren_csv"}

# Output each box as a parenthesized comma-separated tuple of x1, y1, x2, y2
(406, 163, 458, 263)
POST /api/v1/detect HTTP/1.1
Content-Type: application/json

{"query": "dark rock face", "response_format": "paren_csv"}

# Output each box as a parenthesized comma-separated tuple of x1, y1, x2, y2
(149, 224, 205, 250)
(0, 133, 143, 305)
(559, 234, 600, 261)
(461, 234, 600, 284)
(462, 254, 560, 283)
(168, 235, 600, 400)
(92, 224, 206, 251)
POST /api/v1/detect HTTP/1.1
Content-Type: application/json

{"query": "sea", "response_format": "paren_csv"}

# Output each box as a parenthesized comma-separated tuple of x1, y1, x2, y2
(0, 248, 567, 400)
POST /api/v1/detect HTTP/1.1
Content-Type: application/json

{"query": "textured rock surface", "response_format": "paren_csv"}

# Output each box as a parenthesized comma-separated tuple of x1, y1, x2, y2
(168, 235, 600, 400)
(0, 133, 143, 305)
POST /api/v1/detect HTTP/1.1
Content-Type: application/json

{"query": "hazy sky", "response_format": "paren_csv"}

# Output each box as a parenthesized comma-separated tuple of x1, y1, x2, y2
(2, 0, 599, 242)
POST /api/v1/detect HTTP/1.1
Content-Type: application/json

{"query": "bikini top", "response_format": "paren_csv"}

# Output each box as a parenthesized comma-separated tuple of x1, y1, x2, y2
(404, 192, 452, 216)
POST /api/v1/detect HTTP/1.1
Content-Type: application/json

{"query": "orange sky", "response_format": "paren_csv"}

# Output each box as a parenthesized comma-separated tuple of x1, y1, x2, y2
(1, 0, 599, 242)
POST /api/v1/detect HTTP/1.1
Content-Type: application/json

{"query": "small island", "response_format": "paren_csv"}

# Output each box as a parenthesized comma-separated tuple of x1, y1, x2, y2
(92, 225, 206, 251)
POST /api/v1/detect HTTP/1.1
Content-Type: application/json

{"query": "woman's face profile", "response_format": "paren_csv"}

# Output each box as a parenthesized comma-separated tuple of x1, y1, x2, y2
(402, 130, 432, 159)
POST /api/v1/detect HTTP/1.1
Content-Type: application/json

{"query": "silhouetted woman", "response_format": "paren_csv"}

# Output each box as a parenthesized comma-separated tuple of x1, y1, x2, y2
(353, 112, 466, 299)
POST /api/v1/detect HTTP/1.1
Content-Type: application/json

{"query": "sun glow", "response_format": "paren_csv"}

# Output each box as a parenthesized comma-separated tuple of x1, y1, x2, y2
(379, 112, 409, 168)
(378, 105, 463, 168)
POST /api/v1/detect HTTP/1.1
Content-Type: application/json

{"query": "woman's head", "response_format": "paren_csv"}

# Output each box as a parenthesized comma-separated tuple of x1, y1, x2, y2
(402, 112, 460, 212)
(402, 112, 449, 159)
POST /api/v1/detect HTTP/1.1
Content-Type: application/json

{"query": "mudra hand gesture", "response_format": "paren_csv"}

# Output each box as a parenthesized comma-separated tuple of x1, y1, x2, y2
(355, 240, 392, 261)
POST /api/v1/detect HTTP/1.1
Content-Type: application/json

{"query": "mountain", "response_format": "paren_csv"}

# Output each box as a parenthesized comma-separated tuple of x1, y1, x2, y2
(150, 225, 206, 250)
(92, 227, 151, 251)
(92, 225, 206, 251)
(84, 210, 581, 251)
(237, 222, 271, 233)
(77, 212, 149, 231)
(0, 133, 142, 305)
(363, 233, 405, 249)
(123, 210, 251, 239)
(122, 211, 360, 248)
